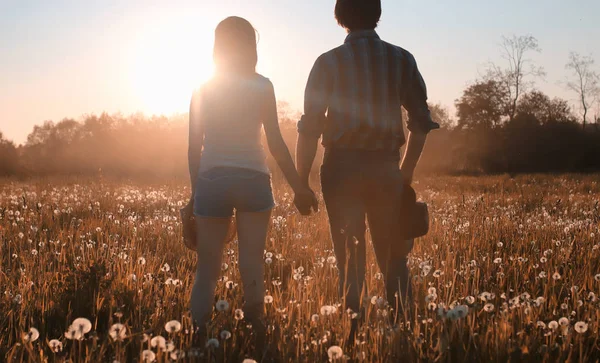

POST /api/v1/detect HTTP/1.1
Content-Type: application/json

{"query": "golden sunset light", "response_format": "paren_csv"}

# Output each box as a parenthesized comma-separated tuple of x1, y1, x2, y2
(130, 19, 215, 114)
(1, 1, 600, 362)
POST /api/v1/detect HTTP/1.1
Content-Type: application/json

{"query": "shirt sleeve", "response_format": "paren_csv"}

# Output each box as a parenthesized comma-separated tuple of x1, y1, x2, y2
(298, 54, 333, 139)
(402, 54, 440, 134)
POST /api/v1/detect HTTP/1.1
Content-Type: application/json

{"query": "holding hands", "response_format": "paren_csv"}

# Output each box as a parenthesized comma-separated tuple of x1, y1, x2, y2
(294, 186, 319, 216)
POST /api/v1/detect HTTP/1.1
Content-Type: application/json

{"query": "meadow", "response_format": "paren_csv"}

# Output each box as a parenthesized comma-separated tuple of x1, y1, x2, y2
(1, 174, 599, 362)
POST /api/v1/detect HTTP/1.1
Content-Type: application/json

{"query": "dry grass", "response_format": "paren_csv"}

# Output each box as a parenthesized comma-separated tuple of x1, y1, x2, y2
(1, 174, 599, 362)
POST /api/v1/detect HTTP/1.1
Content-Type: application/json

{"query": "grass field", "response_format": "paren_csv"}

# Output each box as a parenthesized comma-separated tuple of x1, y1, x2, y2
(1, 175, 599, 362)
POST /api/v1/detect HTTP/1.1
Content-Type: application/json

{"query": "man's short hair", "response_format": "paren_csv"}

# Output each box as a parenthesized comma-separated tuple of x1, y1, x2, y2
(335, 0, 382, 32)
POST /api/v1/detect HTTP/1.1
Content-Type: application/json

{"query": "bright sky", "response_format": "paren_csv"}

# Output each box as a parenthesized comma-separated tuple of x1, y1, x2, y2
(1, 0, 599, 144)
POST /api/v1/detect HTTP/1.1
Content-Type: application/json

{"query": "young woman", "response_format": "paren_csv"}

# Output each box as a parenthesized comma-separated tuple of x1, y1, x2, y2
(186, 16, 318, 337)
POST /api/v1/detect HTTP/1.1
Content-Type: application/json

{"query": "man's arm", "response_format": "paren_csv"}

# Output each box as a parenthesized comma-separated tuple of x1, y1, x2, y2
(400, 131, 427, 184)
(296, 55, 332, 186)
(296, 133, 319, 186)
(188, 89, 204, 201)
(401, 53, 440, 184)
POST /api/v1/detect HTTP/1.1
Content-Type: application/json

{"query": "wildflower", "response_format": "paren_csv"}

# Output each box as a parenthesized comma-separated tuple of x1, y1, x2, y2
(220, 330, 232, 340)
(536, 321, 546, 329)
(141, 350, 156, 362)
(206, 338, 219, 349)
(161, 263, 170, 272)
(594, 274, 600, 282)
(454, 305, 469, 319)
(221, 263, 228, 271)
(374, 272, 383, 280)
(552, 272, 561, 280)
(574, 321, 588, 333)
(264, 295, 274, 304)
(150, 336, 166, 350)
(72, 317, 92, 335)
(234, 309, 244, 320)
(320, 305, 337, 316)
(109, 323, 127, 341)
(65, 325, 83, 340)
(558, 317, 570, 327)
(22, 328, 39, 343)
(265, 252, 273, 258)
(433, 270, 443, 278)
(479, 292, 492, 302)
(561, 303, 568, 310)
(265, 257, 273, 264)
(216, 300, 230, 312)
(548, 321, 559, 330)
(170, 350, 185, 360)
(483, 303, 495, 312)
(327, 256, 336, 265)
(465, 296, 475, 304)
(138, 257, 146, 265)
(327, 345, 343, 361)
(48, 339, 63, 353)
(311, 314, 320, 323)
(164, 320, 181, 333)
(493, 258, 502, 264)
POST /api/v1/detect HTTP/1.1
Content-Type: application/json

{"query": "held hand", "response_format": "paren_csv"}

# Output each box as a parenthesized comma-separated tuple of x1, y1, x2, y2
(294, 187, 319, 216)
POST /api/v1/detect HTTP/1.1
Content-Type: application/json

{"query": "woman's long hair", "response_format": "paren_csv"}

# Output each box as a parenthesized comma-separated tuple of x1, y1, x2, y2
(213, 17, 258, 75)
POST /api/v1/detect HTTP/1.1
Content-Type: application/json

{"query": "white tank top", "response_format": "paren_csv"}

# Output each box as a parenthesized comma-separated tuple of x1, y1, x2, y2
(195, 73, 271, 175)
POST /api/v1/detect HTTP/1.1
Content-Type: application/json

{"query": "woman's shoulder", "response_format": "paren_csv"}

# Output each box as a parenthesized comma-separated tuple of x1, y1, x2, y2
(252, 73, 273, 89)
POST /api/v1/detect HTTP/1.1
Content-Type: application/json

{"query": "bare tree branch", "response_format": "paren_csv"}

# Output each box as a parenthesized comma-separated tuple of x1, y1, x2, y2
(487, 35, 545, 122)
(565, 52, 600, 128)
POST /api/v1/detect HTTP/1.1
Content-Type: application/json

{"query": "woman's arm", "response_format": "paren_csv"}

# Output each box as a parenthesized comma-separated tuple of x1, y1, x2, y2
(188, 89, 205, 201)
(262, 81, 318, 214)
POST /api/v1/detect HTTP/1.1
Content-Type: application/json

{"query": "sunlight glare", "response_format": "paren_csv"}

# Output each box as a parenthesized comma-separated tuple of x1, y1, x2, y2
(131, 20, 214, 115)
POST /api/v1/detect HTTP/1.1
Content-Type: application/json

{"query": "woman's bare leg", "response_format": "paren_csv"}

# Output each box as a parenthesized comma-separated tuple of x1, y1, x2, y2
(236, 210, 272, 323)
(190, 217, 232, 329)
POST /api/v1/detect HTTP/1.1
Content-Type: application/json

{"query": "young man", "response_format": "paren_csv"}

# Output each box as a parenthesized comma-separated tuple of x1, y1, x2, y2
(296, 0, 439, 322)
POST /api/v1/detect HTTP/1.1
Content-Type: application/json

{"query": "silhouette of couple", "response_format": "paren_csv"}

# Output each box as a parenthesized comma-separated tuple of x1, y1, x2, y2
(184, 0, 438, 347)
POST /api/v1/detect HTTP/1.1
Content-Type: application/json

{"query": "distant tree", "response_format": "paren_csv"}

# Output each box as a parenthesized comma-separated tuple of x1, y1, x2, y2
(0, 131, 20, 175)
(455, 79, 508, 129)
(277, 101, 301, 125)
(428, 102, 454, 129)
(516, 90, 574, 124)
(565, 52, 600, 129)
(487, 35, 545, 121)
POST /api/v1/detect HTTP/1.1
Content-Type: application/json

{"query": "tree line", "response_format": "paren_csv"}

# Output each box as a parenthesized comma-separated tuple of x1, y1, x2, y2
(1, 35, 599, 178)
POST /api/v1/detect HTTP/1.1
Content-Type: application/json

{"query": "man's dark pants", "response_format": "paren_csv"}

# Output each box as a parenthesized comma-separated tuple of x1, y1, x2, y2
(320, 149, 414, 317)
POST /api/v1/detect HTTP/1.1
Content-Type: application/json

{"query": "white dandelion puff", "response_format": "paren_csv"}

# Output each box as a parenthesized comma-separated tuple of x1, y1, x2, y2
(141, 349, 156, 362)
(164, 320, 181, 333)
(109, 323, 127, 341)
(215, 300, 230, 312)
(206, 338, 220, 349)
(575, 321, 588, 333)
(327, 345, 343, 361)
(48, 339, 63, 353)
(22, 327, 39, 343)
(71, 317, 92, 334)
(220, 330, 232, 340)
(150, 336, 166, 350)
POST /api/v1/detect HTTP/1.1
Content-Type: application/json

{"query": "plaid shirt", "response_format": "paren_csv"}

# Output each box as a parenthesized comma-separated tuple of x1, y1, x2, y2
(298, 30, 439, 151)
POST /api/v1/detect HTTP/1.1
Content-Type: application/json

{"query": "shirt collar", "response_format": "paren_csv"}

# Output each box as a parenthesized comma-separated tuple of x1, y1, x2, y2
(344, 30, 380, 43)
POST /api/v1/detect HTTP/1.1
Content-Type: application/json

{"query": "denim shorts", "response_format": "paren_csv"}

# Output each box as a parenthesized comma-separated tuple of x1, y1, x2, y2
(193, 167, 275, 218)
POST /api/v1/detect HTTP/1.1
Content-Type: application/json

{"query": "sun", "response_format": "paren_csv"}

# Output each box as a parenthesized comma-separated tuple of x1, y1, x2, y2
(130, 21, 214, 115)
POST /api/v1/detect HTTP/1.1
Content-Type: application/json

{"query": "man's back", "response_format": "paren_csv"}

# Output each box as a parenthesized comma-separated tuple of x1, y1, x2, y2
(298, 30, 439, 151)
